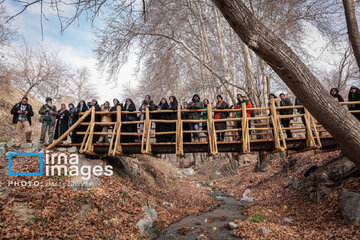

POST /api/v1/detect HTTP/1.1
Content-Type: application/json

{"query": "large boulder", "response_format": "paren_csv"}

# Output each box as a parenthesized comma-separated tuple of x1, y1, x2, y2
(340, 191, 360, 224)
(304, 157, 356, 202)
(136, 219, 158, 239)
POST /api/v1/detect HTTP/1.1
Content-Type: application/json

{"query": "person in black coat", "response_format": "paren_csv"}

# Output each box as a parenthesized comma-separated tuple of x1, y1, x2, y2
(348, 86, 360, 120)
(330, 88, 344, 102)
(54, 103, 70, 142)
(110, 98, 123, 122)
(91, 99, 102, 142)
(74, 100, 89, 143)
(168, 96, 178, 142)
(121, 98, 137, 143)
(279, 93, 293, 138)
(181, 102, 192, 142)
(137, 95, 156, 142)
(155, 98, 170, 142)
(214, 95, 229, 141)
(10, 96, 34, 147)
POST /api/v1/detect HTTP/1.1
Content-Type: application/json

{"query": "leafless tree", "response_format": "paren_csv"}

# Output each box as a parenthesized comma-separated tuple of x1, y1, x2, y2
(342, 0, 360, 70)
(69, 66, 98, 103)
(10, 43, 68, 99)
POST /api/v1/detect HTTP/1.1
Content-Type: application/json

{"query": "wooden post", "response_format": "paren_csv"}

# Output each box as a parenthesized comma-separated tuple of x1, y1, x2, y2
(206, 104, 214, 155)
(79, 124, 90, 153)
(270, 100, 281, 150)
(47, 107, 92, 149)
(108, 105, 122, 155)
(241, 102, 248, 153)
(176, 104, 183, 156)
(304, 108, 315, 148)
(310, 115, 322, 148)
(145, 106, 152, 154)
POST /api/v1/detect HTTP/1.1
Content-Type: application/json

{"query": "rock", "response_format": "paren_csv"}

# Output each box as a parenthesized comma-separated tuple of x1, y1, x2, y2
(340, 191, 360, 224)
(226, 222, 239, 230)
(304, 157, 356, 201)
(56, 147, 68, 152)
(176, 171, 182, 178)
(67, 146, 77, 153)
(136, 219, 158, 239)
(291, 181, 300, 190)
(143, 206, 157, 220)
(283, 217, 294, 223)
(241, 189, 255, 203)
(24, 147, 38, 153)
(6, 141, 15, 148)
(20, 142, 33, 149)
(180, 168, 194, 175)
(162, 201, 173, 207)
(0, 145, 5, 155)
(212, 227, 217, 231)
(259, 228, 272, 234)
(284, 176, 293, 188)
(70, 176, 101, 191)
(0, 142, 5, 147)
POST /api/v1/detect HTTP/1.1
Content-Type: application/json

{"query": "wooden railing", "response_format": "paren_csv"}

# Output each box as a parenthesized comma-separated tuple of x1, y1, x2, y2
(47, 100, 360, 156)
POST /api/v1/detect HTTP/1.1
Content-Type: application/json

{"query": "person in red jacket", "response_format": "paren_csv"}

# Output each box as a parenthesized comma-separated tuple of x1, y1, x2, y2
(236, 94, 253, 141)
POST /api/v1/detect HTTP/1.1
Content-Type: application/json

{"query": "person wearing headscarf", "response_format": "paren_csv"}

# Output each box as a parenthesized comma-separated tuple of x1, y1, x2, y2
(181, 102, 192, 143)
(68, 103, 76, 143)
(187, 94, 204, 142)
(214, 95, 229, 142)
(168, 96, 178, 142)
(121, 98, 137, 143)
(201, 98, 210, 136)
(74, 100, 89, 143)
(279, 93, 293, 139)
(348, 86, 360, 120)
(155, 98, 170, 142)
(39, 97, 58, 144)
(97, 101, 112, 143)
(54, 103, 70, 142)
(91, 99, 102, 142)
(137, 95, 156, 142)
(110, 98, 123, 122)
(330, 88, 344, 102)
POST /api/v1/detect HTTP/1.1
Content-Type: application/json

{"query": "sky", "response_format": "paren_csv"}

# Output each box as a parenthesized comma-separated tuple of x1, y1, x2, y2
(4, 0, 138, 103)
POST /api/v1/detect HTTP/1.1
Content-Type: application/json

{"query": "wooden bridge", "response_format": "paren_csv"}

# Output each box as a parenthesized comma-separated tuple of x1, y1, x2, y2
(47, 100, 360, 157)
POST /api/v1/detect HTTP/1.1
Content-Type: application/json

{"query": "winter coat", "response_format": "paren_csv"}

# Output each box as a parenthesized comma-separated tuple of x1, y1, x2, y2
(348, 87, 360, 110)
(139, 100, 156, 120)
(279, 98, 293, 115)
(54, 109, 69, 139)
(187, 94, 204, 120)
(10, 102, 34, 125)
(330, 88, 344, 102)
(101, 107, 112, 122)
(122, 99, 137, 122)
(39, 104, 58, 124)
(295, 98, 305, 114)
(236, 99, 253, 118)
(169, 96, 178, 120)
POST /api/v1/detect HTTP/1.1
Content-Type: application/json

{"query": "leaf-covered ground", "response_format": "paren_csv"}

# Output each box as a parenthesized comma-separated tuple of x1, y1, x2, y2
(206, 151, 360, 239)
(0, 153, 215, 239)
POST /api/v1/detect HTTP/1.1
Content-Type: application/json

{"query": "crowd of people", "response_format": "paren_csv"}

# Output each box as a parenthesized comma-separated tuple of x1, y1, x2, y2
(10, 86, 360, 148)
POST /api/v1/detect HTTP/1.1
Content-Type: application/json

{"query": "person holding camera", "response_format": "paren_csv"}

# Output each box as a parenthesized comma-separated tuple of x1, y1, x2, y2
(10, 96, 34, 147)
(39, 97, 57, 144)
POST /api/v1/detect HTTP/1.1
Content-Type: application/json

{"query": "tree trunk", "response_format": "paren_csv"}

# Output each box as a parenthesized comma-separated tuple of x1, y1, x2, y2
(343, 0, 360, 71)
(212, 0, 360, 168)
